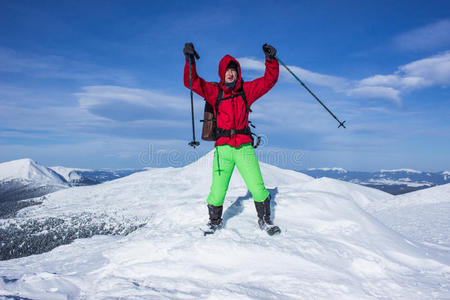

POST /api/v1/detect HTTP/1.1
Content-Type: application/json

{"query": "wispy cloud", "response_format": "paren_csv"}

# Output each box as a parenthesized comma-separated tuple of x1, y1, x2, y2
(0, 136, 194, 168)
(75, 85, 192, 122)
(358, 51, 450, 89)
(0, 47, 134, 84)
(239, 56, 400, 104)
(399, 51, 450, 86)
(0, 84, 197, 145)
(238, 57, 349, 90)
(352, 51, 450, 104)
(239, 51, 450, 105)
(76, 86, 187, 111)
(393, 19, 450, 51)
(346, 86, 401, 105)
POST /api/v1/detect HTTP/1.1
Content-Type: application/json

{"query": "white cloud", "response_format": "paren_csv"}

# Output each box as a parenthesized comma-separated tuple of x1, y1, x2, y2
(359, 74, 400, 87)
(0, 136, 192, 169)
(237, 51, 450, 105)
(358, 74, 430, 90)
(237, 57, 265, 71)
(393, 19, 450, 51)
(0, 85, 192, 136)
(0, 103, 108, 132)
(399, 51, 450, 86)
(346, 86, 401, 105)
(239, 57, 400, 104)
(356, 50, 450, 103)
(283, 65, 349, 90)
(0, 47, 134, 84)
(75, 85, 187, 111)
(238, 57, 348, 90)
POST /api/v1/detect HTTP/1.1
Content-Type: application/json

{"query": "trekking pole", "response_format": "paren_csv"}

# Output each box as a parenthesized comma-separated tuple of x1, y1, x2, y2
(188, 54, 200, 148)
(276, 57, 346, 128)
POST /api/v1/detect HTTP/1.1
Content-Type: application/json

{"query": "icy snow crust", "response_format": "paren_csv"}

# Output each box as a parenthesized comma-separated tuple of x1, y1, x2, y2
(1, 151, 450, 299)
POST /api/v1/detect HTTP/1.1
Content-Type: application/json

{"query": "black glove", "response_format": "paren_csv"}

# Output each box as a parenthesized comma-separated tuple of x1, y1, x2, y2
(183, 42, 200, 61)
(262, 43, 277, 59)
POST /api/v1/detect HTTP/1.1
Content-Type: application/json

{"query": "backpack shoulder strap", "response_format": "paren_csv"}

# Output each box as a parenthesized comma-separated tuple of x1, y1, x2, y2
(215, 84, 223, 114)
(205, 82, 222, 114)
(239, 79, 252, 113)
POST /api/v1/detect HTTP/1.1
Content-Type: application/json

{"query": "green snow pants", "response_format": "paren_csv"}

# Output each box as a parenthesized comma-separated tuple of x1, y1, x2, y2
(207, 143, 270, 207)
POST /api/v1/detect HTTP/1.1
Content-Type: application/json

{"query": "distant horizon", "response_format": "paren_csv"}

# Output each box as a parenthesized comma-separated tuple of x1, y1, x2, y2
(1, 155, 449, 174)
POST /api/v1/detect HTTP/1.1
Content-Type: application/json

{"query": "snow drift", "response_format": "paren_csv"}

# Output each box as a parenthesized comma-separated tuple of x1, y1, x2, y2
(1, 151, 449, 299)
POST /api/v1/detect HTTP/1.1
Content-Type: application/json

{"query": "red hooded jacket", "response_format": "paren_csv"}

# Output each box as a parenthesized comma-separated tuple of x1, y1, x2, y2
(184, 55, 279, 148)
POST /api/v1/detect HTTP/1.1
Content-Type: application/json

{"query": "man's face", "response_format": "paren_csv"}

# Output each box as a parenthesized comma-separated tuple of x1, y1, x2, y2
(225, 68, 238, 83)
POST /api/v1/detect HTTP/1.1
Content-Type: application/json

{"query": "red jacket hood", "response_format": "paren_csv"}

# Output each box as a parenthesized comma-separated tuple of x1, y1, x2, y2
(218, 55, 242, 91)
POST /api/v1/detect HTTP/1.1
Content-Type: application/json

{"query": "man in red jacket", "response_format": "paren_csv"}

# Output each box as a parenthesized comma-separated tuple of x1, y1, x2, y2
(183, 43, 280, 235)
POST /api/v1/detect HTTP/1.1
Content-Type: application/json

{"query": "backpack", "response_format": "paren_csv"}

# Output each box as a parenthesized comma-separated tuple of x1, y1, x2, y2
(200, 80, 261, 148)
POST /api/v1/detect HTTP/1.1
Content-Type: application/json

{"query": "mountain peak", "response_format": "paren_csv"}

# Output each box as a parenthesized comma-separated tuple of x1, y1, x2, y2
(0, 158, 67, 184)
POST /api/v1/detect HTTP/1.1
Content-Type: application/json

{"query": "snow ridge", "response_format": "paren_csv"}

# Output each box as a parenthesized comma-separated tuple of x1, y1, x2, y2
(308, 167, 348, 173)
(380, 168, 422, 174)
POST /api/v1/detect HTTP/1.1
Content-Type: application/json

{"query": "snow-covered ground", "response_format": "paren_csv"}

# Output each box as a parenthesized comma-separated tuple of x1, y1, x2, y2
(1, 151, 450, 299)
(366, 183, 450, 250)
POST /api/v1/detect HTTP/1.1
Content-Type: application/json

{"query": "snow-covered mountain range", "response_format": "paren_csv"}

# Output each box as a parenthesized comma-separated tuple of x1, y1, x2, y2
(300, 167, 450, 195)
(1, 151, 449, 298)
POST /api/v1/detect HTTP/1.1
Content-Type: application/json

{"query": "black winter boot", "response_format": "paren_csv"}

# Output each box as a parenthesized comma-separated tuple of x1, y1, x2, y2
(254, 195, 281, 235)
(205, 204, 223, 234)
(254, 195, 273, 230)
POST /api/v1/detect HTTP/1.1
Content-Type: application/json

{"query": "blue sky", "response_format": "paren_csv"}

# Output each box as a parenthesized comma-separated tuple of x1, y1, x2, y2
(1, 0, 449, 171)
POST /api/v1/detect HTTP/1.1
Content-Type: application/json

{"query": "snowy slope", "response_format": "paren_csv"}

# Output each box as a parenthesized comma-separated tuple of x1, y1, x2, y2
(0, 159, 66, 185)
(366, 183, 450, 249)
(1, 151, 450, 299)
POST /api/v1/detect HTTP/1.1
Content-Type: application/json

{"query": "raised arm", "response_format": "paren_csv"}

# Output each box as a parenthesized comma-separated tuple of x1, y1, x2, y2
(243, 55, 279, 106)
(183, 43, 217, 106)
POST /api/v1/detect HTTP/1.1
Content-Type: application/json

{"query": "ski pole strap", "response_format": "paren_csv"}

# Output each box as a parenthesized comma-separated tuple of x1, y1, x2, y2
(276, 57, 346, 129)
